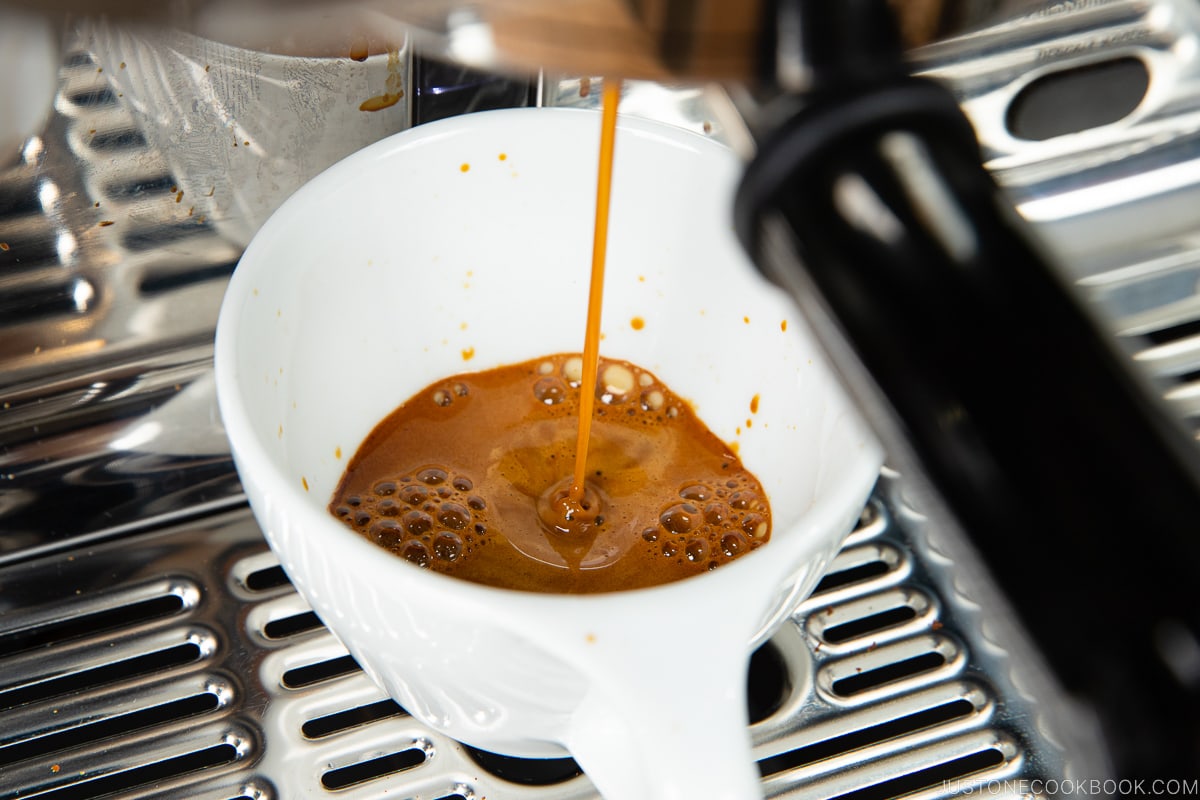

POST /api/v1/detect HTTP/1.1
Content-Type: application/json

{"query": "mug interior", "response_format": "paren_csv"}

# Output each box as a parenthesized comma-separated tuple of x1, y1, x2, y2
(217, 107, 877, 588)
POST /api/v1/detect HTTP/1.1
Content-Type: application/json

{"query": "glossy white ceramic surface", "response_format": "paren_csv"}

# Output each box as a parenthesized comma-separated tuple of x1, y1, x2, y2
(215, 107, 882, 800)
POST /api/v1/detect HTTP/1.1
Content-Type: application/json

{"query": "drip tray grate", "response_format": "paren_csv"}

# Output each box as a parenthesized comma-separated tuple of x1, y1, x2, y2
(0, 475, 1095, 799)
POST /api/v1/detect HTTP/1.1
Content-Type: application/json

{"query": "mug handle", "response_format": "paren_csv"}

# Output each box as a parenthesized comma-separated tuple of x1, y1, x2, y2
(562, 601, 764, 800)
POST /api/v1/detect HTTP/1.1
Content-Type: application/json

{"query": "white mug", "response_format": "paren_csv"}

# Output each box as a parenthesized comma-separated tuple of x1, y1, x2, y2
(215, 107, 882, 799)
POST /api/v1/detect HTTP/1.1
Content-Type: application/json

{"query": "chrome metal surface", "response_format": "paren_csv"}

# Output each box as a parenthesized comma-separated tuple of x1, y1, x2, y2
(918, 0, 1200, 433)
(3, 0, 1200, 796)
(0, 477, 1104, 799)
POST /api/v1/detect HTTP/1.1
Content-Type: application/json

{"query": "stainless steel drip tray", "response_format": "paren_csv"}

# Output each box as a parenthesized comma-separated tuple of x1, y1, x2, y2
(0, 474, 1101, 800)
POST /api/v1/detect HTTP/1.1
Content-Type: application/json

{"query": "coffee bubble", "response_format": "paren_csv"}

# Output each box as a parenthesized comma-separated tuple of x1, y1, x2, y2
(641, 389, 665, 411)
(679, 484, 712, 502)
(400, 540, 431, 568)
(704, 502, 728, 525)
(417, 467, 449, 485)
(729, 490, 756, 510)
(534, 376, 568, 405)
(403, 510, 434, 535)
(563, 356, 583, 384)
(438, 502, 471, 530)
(377, 499, 399, 516)
(369, 519, 403, 544)
(374, 481, 397, 496)
(601, 364, 634, 399)
(400, 485, 427, 506)
(685, 538, 709, 562)
(742, 514, 768, 539)
(720, 531, 746, 557)
(641, 527, 659, 543)
(467, 495, 487, 511)
(660, 503, 700, 534)
(453, 476, 473, 491)
(433, 532, 463, 561)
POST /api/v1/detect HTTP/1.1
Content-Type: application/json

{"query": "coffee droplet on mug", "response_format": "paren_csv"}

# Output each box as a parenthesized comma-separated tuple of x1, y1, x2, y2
(329, 353, 772, 593)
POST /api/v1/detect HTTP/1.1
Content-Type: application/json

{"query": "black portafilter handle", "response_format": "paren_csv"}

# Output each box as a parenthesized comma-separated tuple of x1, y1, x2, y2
(735, 0, 1200, 780)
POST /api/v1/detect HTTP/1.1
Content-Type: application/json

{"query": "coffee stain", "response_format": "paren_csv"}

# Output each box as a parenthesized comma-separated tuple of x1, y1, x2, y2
(750, 394, 760, 414)
(360, 92, 403, 112)
(462, 347, 476, 361)
(359, 48, 405, 112)
(302, 476, 309, 492)
(781, 319, 788, 332)
(630, 316, 645, 330)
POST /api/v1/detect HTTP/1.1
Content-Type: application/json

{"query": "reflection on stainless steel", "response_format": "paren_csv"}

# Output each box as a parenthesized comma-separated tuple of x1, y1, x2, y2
(4, 0, 1008, 83)
(917, 0, 1200, 436)
(0, 481, 1105, 799)
(2, 0, 1200, 794)
(0, 38, 240, 390)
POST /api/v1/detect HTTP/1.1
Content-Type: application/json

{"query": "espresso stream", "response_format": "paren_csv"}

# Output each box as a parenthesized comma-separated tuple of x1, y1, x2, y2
(330, 81, 772, 593)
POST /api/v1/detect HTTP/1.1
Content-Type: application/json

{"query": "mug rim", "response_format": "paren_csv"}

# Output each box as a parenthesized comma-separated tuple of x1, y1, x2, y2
(213, 106, 882, 617)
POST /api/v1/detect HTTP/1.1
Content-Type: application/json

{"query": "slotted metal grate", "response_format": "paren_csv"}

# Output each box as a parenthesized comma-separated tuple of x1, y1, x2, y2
(0, 480, 1093, 800)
